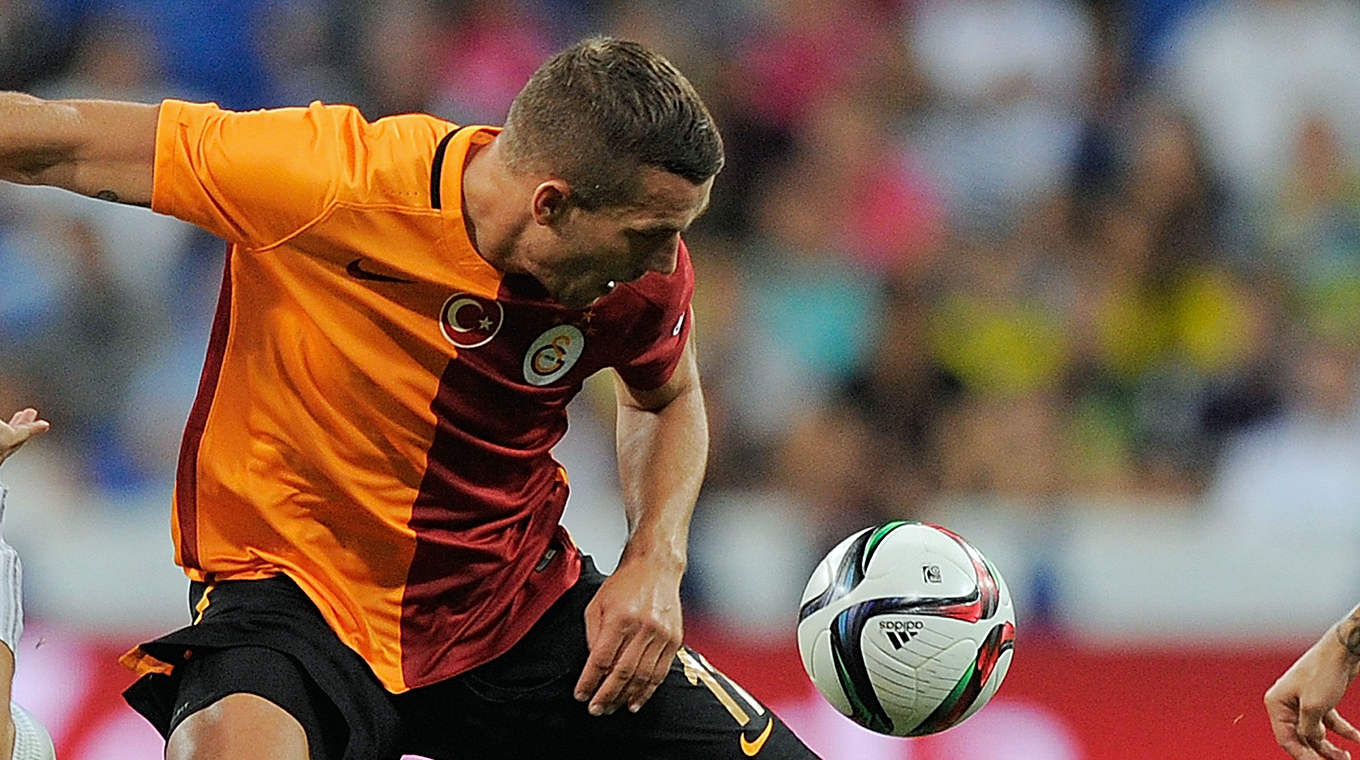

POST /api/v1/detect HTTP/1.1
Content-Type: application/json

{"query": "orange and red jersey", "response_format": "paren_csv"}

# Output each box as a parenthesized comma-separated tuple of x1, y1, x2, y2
(150, 100, 694, 692)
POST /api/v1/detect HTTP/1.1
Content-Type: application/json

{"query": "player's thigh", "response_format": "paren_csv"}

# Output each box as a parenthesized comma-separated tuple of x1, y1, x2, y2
(406, 556, 818, 759)
(165, 645, 343, 760)
(587, 645, 818, 760)
(167, 693, 307, 760)
(424, 640, 819, 759)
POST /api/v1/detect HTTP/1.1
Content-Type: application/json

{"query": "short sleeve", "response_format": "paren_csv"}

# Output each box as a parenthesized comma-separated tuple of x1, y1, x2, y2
(615, 241, 695, 391)
(152, 100, 448, 250)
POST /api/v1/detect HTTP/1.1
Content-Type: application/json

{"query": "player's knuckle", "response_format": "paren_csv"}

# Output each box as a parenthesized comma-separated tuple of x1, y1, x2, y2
(624, 610, 649, 628)
(607, 610, 638, 630)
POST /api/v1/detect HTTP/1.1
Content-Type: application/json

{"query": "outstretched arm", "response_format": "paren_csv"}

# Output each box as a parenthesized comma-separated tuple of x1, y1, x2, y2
(1267, 605, 1360, 760)
(575, 334, 707, 717)
(0, 408, 49, 468)
(0, 93, 157, 205)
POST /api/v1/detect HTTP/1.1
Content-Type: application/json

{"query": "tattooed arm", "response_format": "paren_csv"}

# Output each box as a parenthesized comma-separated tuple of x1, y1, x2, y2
(0, 92, 157, 205)
(1266, 605, 1360, 760)
(1338, 608, 1360, 660)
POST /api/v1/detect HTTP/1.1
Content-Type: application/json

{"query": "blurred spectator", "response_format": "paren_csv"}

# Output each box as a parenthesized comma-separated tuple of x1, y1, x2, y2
(1162, 0, 1360, 203)
(1266, 115, 1360, 291)
(254, 1, 357, 107)
(69, 0, 277, 109)
(429, 0, 554, 123)
(1207, 331, 1360, 540)
(737, 164, 885, 413)
(354, 0, 444, 117)
(1121, 0, 1206, 77)
(32, 9, 169, 103)
(0, 0, 71, 91)
(9, 218, 161, 490)
(907, 0, 1096, 224)
(710, 0, 909, 236)
(838, 279, 962, 516)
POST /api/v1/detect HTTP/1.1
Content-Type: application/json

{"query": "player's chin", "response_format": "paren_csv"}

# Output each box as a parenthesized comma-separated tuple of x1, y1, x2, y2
(558, 284, 609, 310)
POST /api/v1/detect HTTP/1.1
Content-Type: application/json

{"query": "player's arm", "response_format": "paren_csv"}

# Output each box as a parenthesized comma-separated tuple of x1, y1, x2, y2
(0, 93, 156, 205)
(1266, 604, 1360, 760)
(575, 333, 707, 717)
(0, 409, 50, 468)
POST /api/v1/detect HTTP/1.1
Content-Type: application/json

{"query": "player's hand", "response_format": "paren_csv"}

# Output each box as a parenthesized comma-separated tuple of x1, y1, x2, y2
(0, 409, 50, 467)
(574, 556, 684, 717)
(1266, 621, 1360, 760)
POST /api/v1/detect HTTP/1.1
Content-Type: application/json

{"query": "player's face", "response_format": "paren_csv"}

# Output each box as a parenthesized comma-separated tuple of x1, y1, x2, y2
(528, 168, 713, 309)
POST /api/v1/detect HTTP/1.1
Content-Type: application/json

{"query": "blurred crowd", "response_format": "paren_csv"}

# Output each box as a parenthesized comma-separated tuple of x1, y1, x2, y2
(3, 0, 1360, 626)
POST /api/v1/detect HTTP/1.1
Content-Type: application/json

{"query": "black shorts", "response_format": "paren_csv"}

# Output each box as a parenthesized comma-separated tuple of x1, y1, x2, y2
(123, 557, 819, 759)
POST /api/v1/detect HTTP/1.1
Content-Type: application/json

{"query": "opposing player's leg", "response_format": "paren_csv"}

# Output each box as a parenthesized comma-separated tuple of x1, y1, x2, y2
(123, 576, 403, 760)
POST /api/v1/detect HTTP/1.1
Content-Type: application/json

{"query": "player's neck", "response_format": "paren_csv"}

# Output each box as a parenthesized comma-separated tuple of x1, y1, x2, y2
(460, 137, 528, 275)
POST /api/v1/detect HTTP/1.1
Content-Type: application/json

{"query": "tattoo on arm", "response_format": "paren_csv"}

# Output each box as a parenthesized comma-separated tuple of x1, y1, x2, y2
(93, 189, 149, 208)
(1337, 608, 1360, 657)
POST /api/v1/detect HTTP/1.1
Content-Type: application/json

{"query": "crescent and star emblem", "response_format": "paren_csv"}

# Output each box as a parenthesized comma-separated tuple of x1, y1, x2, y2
(439, 293, 504, 349)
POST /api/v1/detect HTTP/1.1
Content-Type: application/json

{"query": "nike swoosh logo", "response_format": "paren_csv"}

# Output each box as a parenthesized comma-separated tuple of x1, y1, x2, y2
(740, 717, 773, 756)
(346, 258, 414, 283)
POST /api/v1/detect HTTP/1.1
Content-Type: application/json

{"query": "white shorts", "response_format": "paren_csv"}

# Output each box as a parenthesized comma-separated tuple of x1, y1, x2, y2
(0, 484, 23, 657)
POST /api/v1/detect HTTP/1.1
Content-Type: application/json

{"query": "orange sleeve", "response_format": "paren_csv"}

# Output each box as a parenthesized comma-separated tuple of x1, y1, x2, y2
(152, 99, 447, 250)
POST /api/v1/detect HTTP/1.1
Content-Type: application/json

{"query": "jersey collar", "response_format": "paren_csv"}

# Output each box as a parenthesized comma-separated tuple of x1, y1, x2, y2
(434, 125, 503, 297)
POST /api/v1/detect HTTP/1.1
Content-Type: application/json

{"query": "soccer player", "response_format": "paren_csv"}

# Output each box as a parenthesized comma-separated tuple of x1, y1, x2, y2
(1267, 606, 1360, 760)
(0, 38, 817, 759)
(0, 409, 56, 760)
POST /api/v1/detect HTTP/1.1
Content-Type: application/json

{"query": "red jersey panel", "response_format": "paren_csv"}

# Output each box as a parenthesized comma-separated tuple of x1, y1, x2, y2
(150, 100, 694, 692)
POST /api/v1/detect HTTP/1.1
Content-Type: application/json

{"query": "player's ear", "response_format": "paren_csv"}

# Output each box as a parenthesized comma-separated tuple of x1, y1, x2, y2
(530, 180, 572, 226)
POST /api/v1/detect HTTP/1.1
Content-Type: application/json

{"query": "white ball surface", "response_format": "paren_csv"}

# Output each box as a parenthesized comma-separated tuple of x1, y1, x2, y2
(796, 522, 1016, 737)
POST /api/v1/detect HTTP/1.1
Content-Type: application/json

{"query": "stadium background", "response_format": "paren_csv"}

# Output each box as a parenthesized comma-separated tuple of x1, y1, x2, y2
(0, 0, 1357, 757)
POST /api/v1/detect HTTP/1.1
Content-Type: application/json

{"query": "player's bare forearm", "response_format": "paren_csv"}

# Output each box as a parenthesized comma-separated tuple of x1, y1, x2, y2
(0, 92, 157, 205)
(572, 337, 707, 717)
(613, 339, 707, 575)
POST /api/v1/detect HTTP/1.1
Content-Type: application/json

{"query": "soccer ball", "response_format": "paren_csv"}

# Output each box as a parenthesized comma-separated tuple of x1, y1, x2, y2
(796, 521, 1016, 737)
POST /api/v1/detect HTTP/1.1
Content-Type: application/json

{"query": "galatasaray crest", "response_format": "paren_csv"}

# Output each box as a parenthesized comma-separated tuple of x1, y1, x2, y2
(523, 325, 585, 386)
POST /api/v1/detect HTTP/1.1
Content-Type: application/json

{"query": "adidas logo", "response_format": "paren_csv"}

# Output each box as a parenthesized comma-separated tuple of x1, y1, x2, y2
(886, 629, 916, 650)
(879, 619, 924, 650)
